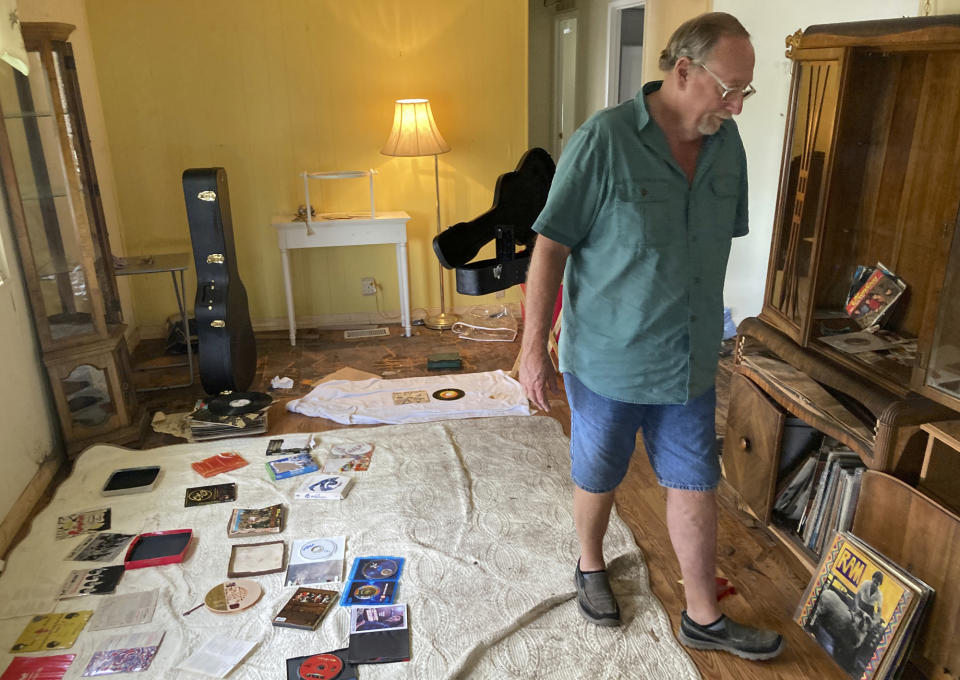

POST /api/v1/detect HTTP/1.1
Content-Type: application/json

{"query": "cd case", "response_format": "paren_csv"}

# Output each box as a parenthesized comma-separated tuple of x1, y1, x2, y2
(339, 556, 404, 607)
(272, 587, 338, 630)
(184, 482, 237, 507)
(266, 453, 318, 480)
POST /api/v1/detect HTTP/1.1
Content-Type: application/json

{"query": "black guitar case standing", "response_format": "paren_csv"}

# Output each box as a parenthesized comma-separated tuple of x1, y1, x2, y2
(182, 168, 257, 395)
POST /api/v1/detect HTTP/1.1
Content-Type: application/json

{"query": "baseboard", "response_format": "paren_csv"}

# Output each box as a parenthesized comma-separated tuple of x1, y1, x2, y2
(0, 455, 64, 560)
(134, 302, 523, 340)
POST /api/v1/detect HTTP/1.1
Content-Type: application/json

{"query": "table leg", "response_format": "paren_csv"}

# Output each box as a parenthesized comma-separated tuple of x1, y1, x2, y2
(280, 247, 297, 346)
(396, 242, 411, 337)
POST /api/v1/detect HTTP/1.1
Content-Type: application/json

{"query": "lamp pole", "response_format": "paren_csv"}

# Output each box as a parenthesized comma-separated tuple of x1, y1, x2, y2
(424, 153, 458, 330)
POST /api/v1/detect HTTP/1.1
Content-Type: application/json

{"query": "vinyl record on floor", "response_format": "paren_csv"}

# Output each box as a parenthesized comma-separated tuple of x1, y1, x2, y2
(432, 388, 465, 401)
(206, 391, 272, 416)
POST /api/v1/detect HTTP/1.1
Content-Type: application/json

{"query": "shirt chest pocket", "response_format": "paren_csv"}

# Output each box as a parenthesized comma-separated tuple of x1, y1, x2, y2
(703, 174, 739, 240)
(612, 179, 684, 248)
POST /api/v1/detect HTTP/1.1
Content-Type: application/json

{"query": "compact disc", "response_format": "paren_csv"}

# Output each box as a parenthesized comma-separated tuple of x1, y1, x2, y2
(352, 583, 381, 601)
(298, 653, 343, 680)
(330, 442, 373, 458)
(361, 559, 399, 580)
(299, 538, 338, 561)
(206, 391, 272, 416)
(203, 579, 262, 613)
(432, 388, 465, 401)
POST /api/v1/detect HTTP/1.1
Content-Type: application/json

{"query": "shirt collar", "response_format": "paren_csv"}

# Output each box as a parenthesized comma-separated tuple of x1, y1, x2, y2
(633, 79, 730, 143)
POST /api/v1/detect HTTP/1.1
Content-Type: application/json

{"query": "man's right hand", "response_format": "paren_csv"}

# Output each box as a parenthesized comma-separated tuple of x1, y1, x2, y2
(519, 347, 559, 413)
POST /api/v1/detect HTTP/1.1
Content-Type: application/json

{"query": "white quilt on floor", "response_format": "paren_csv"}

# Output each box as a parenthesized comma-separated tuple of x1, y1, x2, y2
(285, 370, 531, 424)
(0, 416, 699, 680)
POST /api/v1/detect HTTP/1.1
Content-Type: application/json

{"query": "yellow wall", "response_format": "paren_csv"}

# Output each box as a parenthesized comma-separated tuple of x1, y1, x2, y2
(84, 0, 528, 332)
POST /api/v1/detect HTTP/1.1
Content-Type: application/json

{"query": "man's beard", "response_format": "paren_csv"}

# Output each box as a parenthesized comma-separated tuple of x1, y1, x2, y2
(697, 111, 731, 136)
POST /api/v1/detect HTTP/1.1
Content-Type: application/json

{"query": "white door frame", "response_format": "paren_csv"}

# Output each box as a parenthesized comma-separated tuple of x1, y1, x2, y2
(552, 10, 579, 159)
(605, 0, 646, 108)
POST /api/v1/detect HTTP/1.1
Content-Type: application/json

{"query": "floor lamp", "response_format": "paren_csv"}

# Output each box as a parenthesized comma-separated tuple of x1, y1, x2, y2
(381, 98, 459, 330)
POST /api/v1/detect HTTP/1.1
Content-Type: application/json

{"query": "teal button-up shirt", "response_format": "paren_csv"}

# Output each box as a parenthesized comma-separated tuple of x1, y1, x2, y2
(532, 81, 748, 404)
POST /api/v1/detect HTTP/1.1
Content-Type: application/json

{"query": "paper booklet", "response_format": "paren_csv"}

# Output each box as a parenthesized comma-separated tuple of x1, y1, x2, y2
(285, 536, 345, 587)
(87, 590, 159, 631)
(176, 635, 257, 678)
(81, 630, 164, 676)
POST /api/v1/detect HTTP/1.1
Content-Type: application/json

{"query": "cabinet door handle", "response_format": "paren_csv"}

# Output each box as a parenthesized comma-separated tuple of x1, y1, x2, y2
(739, 436, 751, 451)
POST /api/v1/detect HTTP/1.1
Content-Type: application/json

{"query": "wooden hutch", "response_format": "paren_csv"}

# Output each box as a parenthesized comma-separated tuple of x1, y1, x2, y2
(721, 16, 960, 678)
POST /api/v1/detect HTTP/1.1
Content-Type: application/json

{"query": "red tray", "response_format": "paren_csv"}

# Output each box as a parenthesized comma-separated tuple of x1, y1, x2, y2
(124, 529, 193, 569)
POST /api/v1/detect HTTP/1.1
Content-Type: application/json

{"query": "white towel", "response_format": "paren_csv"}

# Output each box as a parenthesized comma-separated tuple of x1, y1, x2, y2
(286, 369, 530, 424)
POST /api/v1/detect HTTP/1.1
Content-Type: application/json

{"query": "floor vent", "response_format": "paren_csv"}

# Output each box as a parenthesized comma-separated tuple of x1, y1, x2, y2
(343, 327, 390, 339)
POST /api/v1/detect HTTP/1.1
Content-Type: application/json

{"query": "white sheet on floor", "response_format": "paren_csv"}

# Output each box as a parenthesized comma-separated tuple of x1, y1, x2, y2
(0, 417, 698, 680)
(285, 369, 531, 424)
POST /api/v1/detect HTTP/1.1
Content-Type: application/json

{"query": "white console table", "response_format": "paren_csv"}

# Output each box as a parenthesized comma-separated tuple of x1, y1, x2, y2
(272, 211, 412, 345)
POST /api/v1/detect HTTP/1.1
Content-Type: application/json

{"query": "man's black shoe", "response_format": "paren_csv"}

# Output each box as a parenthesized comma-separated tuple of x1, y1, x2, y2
(574, 560, 620, 627)
(678, 611, 784, 660)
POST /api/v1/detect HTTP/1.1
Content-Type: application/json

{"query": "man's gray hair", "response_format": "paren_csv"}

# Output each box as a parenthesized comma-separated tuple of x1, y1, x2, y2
(659, 12, 750, 71)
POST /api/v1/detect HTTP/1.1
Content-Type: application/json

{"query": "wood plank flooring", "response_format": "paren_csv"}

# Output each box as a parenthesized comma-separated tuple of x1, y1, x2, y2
(89, 325, 865, 677)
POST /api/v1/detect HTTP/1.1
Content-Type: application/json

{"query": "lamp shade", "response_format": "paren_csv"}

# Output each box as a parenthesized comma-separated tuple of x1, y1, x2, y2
(381, 98, 450, 157)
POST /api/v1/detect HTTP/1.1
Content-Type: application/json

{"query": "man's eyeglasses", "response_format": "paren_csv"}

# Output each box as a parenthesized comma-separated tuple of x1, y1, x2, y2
(696, 62, 756, 102)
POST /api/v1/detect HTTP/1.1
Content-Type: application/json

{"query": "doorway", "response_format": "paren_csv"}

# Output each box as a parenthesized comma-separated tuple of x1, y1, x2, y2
(606, 1, 645, 107)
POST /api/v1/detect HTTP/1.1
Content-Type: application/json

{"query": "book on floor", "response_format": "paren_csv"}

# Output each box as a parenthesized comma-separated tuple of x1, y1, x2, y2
(272, 587, 339, 630)
(227, 504, 285, 537)
(795, 531, 933, 680)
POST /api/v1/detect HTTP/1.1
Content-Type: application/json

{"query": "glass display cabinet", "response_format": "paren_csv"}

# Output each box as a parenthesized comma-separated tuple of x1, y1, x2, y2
(0, 22, 144, 454)
(723, 16, 960, 678)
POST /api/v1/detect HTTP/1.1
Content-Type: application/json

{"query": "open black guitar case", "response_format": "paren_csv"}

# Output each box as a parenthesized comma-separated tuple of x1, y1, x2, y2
(182, 168, 257, 394)
(432, 147, 555, 295)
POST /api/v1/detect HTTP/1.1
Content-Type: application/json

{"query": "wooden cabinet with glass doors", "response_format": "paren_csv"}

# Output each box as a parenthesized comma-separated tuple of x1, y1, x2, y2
(0, 23, 145, 454)
(724, 16, 960, 676)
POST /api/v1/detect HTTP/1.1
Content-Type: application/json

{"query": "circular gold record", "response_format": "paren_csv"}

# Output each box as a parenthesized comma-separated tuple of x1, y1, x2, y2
(204, 579, 262, 613)
(298, 653, 343, 680)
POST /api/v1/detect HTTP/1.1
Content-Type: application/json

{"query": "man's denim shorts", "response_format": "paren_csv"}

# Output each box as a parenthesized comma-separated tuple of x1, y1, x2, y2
(563, 373, 720, 493)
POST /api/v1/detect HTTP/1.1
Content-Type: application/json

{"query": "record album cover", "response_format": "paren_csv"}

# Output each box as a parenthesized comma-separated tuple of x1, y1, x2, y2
(58, 565, 125, 599)
(272, 587, 338, 630)
(0, 654, 76, 680)
(56, 508, 111, 540)
(67, 533, 136, 562)
(10, 611, 92, 653)
(81, 631, 164, 676)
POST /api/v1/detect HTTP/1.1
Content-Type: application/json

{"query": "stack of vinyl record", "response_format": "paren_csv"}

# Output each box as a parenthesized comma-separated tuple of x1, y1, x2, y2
(189, 392, 272, 441)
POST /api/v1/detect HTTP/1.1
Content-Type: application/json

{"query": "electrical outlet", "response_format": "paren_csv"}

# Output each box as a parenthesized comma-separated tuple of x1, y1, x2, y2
(361, 277, 377, 296)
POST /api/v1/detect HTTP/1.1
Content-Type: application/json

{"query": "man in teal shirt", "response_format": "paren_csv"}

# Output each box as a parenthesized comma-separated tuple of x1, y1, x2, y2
(520, 12, 783, 660)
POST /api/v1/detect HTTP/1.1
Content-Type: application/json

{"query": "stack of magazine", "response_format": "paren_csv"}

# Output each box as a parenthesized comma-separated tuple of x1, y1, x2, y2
(796, 531, 933, 679)
(773, 437, 866, 558)
(188, 401, 268, 441)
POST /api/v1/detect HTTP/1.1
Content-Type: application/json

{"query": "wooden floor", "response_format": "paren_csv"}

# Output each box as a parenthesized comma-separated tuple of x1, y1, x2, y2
(126, 325, 852, 678)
